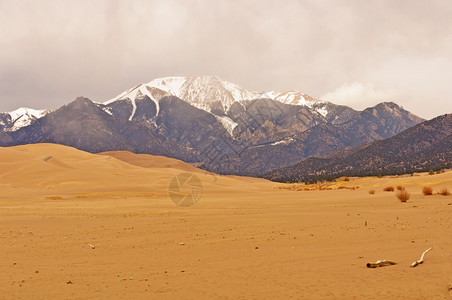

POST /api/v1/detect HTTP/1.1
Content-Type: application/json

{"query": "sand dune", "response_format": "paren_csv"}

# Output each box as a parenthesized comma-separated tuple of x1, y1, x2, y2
(98, 151, 205, 174)
(0, 144, 265, 197)
(0, 143, 451, 299)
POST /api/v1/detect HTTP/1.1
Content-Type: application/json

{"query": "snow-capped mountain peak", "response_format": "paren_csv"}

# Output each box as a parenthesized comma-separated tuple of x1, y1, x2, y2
(104, 83, 162, 104)
(9, 107, 45, 119)
(105, 76, 259, 114)
(260, 91, 308, 106)
(1, 107, 49, 131)
(105, 76, 329, 121)
(146, 76, 187, 95)
(259, 90, 328, 116)
(176, 76, 259, 111)
(6, 107, 48, 131)
(104, 83, 159, 120)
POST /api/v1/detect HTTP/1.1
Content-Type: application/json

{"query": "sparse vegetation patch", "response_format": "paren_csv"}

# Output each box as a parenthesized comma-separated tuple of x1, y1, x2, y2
(438, 188, 450, 196)
(397, 190, 410, 202)
(423, 186, 433, 195)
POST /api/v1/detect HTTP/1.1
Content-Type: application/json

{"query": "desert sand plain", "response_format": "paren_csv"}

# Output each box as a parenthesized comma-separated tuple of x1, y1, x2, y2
(0, 143, 451, 299)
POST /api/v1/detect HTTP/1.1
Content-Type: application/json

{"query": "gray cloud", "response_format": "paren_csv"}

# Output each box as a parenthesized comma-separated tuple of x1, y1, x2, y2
(0, 0, 451, 119)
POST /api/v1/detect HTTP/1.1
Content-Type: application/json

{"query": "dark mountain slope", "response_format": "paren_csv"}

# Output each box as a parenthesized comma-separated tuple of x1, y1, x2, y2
(4, 97, 196, 161)
(263, 114, 452, 182)
(202, 102, 423, 176)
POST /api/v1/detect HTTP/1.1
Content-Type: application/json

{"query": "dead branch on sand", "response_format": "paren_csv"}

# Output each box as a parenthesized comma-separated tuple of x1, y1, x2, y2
(366, 260, 398, 268)
(410, 248, 432, 267)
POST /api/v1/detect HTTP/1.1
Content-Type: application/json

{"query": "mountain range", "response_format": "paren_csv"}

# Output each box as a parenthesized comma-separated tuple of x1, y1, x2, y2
(0, 76, 428, 178)
(263, 114, 452, 182)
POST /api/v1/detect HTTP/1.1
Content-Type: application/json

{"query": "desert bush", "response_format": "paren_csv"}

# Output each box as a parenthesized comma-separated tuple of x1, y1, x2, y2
(438, 188, 450, 196)
(429, 170, 435, 175)
(396, 190, 410, 202)
(368, 190, 375, 195)
(422, 186, 433, 195)
(383, 186, 395, 192)
(396, 185, 405, 191)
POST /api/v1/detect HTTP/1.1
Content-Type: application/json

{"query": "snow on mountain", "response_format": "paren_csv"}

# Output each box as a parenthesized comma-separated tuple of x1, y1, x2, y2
(104, 83, 159, 120)
(6, 107, 48, 131)
(105, 83, 151, 105)
(176, 76, 258, 111)
(271, 137, 294, 146)
(105, 75, 330, 125)
(259, 90, 322, 107)
(147, 76, 260, 110)
(316, 106, 328, 117)
(215, 115, 239, 136)
(147, 76, 187, 95)
(259, 91, 310, 106)
(259, 91, 328, 117)
(105, 76, 259, 117)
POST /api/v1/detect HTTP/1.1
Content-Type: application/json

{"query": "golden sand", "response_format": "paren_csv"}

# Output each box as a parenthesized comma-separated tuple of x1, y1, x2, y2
(0, 144, 451, 299)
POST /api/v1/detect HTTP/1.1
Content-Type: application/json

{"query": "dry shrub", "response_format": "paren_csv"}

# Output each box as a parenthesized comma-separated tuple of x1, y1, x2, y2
(383, 186, 395, 192)
(319, 187, 333, 191)
(368, 190, 375, 195)
(422, 186, 433, 195)
(438, 188, 450, 196)
(396, 185, 405, 191)
(397, 190, 410, 202)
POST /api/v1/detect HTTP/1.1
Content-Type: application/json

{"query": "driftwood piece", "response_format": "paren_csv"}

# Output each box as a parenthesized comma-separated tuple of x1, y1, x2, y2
(410, 247, 432, 267)
(366, 260, 398, 268)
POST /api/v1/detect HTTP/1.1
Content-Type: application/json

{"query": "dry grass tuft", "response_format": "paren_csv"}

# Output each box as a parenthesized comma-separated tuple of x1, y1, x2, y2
(396, 185, 405, 191)
(396, 190, 410, 202)
(383, 186, 395, 192)
(368, 190, 375, 195)
(422, 186, 433, 195)
(438, 188, 450, 196)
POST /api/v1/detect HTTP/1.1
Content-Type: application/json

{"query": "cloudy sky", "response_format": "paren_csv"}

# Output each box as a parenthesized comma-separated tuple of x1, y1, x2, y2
(1, 0, 451, 119)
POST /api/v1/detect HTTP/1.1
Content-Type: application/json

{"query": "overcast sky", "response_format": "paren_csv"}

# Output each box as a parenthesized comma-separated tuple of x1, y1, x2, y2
(1, 0, 451, 119)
